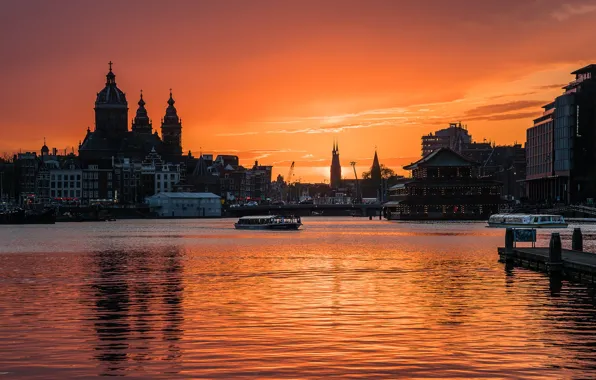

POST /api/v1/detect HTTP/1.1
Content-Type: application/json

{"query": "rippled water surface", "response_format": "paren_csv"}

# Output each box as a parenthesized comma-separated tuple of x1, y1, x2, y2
(1, 217, 596, 378)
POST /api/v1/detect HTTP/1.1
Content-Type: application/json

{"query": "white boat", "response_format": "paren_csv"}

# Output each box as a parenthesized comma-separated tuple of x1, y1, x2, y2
(234, 215, 302, 230)
(487, 214, 567, 228)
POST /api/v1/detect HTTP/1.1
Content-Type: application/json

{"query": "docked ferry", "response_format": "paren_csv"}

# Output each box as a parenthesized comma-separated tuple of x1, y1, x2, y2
(234, 215, 302, 230)
(487, 214, 567, 228)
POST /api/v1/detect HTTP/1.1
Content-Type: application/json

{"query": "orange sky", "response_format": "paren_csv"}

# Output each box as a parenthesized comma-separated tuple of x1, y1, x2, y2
(2, 0, 596, 182)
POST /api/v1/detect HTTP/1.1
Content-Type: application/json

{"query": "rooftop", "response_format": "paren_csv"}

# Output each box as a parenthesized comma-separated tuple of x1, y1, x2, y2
(571, 64, 596, 75)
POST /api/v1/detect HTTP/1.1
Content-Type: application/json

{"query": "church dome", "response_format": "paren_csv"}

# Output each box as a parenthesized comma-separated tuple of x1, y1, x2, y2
(95, 61, 127, 107)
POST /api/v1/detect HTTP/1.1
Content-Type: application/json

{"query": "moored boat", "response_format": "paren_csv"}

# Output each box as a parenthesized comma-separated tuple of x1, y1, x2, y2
(234, 215, 302, 230)
(0, 207, 56, 225)
(487, 214, 567, 228)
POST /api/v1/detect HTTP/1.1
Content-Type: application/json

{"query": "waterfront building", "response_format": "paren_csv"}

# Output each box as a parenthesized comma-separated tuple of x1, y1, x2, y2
(330, 140, 342, 189)
(525, 64, 596, 204)
(49, 159, 82, 201)
(462, 142, 526, 201)
(14, 152, 39, 204)
(383, 148, 502, 220)
(421, 122, 472, 156)
(145, 192, 221, 217)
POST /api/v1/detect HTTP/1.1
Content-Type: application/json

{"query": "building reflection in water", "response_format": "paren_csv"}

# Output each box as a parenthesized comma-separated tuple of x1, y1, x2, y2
(88, 246, 184, 376)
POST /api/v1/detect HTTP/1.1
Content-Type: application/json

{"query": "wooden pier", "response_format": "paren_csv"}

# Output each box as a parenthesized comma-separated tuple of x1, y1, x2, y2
(498, 228, 596, 285)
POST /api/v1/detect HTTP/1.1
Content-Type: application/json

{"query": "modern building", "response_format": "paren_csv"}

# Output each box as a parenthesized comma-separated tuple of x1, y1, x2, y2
(145, 192, 221, 217)
(383, 148, 502, 220)
(421, 122, 472, 156)
(525, 64, 596, 204)
(330, 140, 342, 188)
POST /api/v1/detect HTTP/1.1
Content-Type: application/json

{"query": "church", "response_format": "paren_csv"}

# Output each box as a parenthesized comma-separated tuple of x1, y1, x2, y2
(79, 62, 184, 164)
(76, 62, 186, 204)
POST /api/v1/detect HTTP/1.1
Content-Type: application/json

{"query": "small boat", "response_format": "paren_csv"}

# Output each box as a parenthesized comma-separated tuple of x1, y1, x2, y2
(487, 214, 567, 228)
(234, 215, 302, 230)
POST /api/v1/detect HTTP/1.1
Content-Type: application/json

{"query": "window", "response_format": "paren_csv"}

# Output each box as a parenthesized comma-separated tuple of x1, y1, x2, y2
(70, 175, 74, 181)
(83, 191, 88, 198)
(76, 191, 80, 197)
(89, 165, 98, 170)
(107, 191, 112, 198)
(108, 173, 112, 180)
(57, 174, 62, 181)
(51, 190, 55, 197)
(76, 175, 81, 181)
(157, 174, 161, 180)
(51, 174, 55, 180)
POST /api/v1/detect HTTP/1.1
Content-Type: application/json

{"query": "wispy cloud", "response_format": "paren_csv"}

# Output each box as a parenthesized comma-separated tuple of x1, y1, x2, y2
(215, 131, 260, 137)
(464, 100, 546, 117)
(552, 2, 596, 21)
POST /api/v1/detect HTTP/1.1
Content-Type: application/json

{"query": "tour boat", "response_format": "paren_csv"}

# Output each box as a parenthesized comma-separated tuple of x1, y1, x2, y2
(234, 215, 302, 230)
(487, 214, 567, 228)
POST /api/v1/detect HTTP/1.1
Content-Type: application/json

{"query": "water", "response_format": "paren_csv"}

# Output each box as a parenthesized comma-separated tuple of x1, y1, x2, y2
(1, 218, 596, 378)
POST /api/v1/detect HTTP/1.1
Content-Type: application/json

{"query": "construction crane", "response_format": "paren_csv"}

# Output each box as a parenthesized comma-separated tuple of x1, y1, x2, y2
(283, 161, 295, 203)
(350, 161, 360, 203)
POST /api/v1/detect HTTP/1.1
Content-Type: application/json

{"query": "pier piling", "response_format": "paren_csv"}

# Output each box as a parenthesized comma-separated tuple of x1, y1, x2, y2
(572, 228, 583, 252)
(548, 232, 563, 274)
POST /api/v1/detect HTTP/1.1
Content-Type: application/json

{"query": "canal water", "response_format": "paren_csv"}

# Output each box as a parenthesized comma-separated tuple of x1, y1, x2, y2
(1, 218, 596, 378)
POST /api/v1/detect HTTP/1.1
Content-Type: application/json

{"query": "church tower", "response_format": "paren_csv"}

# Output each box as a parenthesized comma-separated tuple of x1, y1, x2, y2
(131, 91, 152, 134)
(94, 61, 128, 137)
(330, 139, 342, 188)
(160, 90, 183, 157)
(371, 149, 382, 185)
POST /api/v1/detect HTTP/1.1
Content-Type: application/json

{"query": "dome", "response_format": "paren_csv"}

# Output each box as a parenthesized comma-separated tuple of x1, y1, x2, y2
(95, 61, 127, 107)
(41, 138, 49, 155)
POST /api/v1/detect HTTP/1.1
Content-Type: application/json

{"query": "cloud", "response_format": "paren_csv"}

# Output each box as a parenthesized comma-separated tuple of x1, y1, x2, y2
(535, 83, 567, 90)
(215, 131, 260, 137)
(302, 154, 314, 158)
(464, 100, 546, 117)
(552, 3, 596, 21)
(467, 111, 542, 122)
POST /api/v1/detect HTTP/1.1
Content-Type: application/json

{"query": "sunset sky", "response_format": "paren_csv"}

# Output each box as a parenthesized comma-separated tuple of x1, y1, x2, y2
(1, 0, 596, 182)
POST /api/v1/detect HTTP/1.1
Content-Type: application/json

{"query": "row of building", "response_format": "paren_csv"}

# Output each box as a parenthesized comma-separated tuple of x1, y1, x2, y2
(0, 63, 273, 206)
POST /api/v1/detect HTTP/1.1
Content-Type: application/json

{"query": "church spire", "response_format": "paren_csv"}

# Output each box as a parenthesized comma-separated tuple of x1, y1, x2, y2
(161, 89, 183, 158)
(132, 90, 152, 133)
(371, 148, 382, 184)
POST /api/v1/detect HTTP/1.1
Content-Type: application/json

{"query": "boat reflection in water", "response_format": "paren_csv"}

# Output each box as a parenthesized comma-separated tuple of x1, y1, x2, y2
(234, 215, 302, 230)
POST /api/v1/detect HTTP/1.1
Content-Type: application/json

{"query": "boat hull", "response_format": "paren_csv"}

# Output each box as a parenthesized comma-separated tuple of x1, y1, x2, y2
(0, 209, 56, 225)
(234, 223, 302, 230)
(487, 222, 568, 228)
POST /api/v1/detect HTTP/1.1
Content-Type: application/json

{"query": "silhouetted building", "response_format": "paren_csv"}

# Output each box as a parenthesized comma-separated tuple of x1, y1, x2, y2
(526, 64, 596, 204)
(462, 142, 526, 201)
(421, 122, 472, 156)
(330, 140, 342, 188)
(383, 148, 501, 220)
(14, 152, 38, 204)
(160, 90, 183, 161)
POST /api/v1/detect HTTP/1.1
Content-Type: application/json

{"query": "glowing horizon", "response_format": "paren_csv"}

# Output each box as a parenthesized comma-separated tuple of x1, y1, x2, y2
(2, 0, 596, 182)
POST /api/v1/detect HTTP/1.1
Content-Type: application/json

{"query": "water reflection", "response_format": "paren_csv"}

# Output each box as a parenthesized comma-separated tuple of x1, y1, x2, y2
(0, 219, 596, 378)
(88, 246, 184, 376)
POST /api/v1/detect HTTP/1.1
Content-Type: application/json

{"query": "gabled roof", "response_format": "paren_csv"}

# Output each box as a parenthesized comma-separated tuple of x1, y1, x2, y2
(404, 147, 478, 170)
